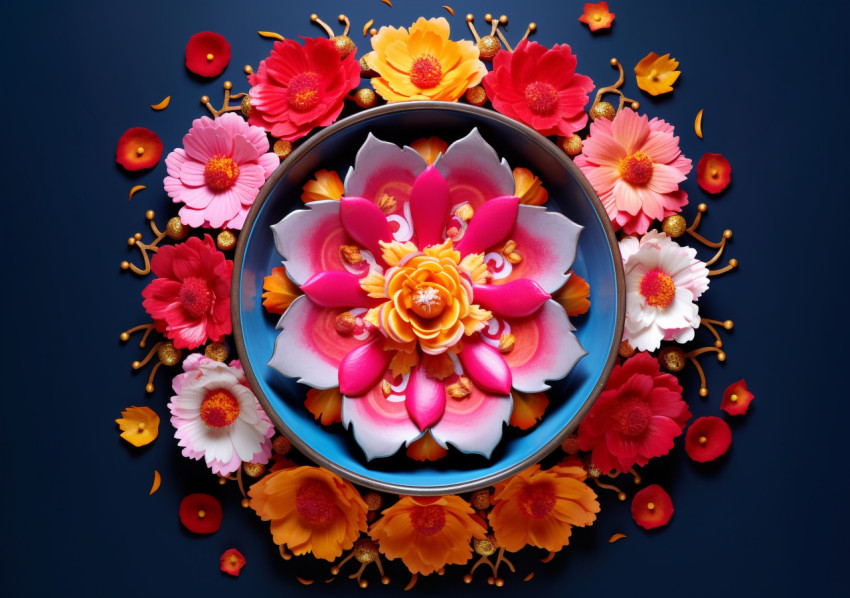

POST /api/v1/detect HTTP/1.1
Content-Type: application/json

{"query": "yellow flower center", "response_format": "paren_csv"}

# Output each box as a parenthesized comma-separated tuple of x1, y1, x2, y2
(287, 72, 321, 112)
(204, 154, 240, 191)
(639, 269, 676, 308)
(410, 284, 447, 319)
(524, 81, 559, 115)
(619, 150, 654, 186)
(200, 389, 241, 428)
(410, 53, 442, 89)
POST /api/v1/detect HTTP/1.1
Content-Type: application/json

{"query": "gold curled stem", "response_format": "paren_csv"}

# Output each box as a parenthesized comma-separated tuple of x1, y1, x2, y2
(685, 346, 726, 397)
(519, 23, 535, 43)
(708, 260, 738, 276)
(494, 27, 512, 52)
(204, 84, 247, 118)
(347, 563, 367, 580)
(494, 547, 515, 573)
(703, 237, 728, 266)
(132, 342, 164, 370)
(687, 229, 722, 249)
(311, 14, 336, 37)
(466, 16, 481, 41)
(591, 59, 640, 113)
(469, 554, 490, 574)
(700, 319, 722, 346)
(332, 552, 355, 574)
(592, 478, 623, 496)
(540, 551, 556, 563)
(628, 467, 642, 485)
(338, 14, 351, 36)
(146, 361, 163, 390)
(121, 323, 155, 348)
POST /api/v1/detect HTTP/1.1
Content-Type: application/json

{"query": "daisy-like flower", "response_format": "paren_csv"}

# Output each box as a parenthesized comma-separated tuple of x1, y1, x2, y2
(619, 231, 709, 351)
(168, 354, 274, 476)
(577, 352, 690, 474)
(482, 40, 594, 138)
(575, 108, 692, 235)
(634, 52, 681, 96)
(366, 17, 487, 102)
(248, 466, 368, 561)
(489, 463, 599, 552)
(369, 495, 487, 574)
(248, 37, 361, 141)
(163, 112, 278, 230)
(142, 235, 232, 350)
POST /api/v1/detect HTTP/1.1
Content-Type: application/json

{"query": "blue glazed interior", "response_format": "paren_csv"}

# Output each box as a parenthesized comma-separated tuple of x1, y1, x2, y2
(236, 106, 620, 492)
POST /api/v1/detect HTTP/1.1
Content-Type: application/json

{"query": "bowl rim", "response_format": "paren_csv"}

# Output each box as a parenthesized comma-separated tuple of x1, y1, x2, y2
(231, 101, 625, 495)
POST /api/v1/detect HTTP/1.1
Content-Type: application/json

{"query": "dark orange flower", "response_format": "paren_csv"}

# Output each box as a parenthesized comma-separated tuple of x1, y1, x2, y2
(220, 548, 246, 576)
(301, 169, 345, 203)
(578, 2, 615, 31)
(406, 431, 448, 461)
(179, 493, 223, 534)
(304, 387, 342, 425)
(248, 466, 368, 561)
(552, 271, 591, 316)
(490, 464, 599, 552)
(696, 153, 732, 194)
(631, 484, 673, 529)
(721, 379, 754, 416)
(411, 137, 449, 165)
(115, 127, 163, 171)
(634, 53, 680, 96)
(262, 266, 303, 314)
(513, 167, 548, 206)
(115, 406, 159, 447)
(509, 390, 549, 430)
(685, 416, 732, 462)
(369, 495, 486, 574)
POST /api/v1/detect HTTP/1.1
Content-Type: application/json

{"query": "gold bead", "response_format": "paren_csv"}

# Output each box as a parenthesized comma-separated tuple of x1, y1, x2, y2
(473, 536, 497, 556)
(136, 146, 145, 156)
(724, 320, 734, 329)
(219, 477, 227, 485)
(369, 28, 377, 36)
(132, 361, 141, 369)
(465, 14, 474, 22)
(631, 101, 640, 110)
(331, 35, 355, 58)
(204, 342, 229, 362)
(381, 576, 390, 585)
(134, 232, 143, 240)
(242, 461, 267, 478)
(589, 101, 616, 121)
(145, 383, 154, 393)
(137, 422, 146, 431)
(359, 55, 373, 73)
(354, 538, 379, 563)
(165, 217, 188, 241)
(463, 574, 473, 584)
(699, 387, 708, 397)
(698, 436, 707, 446)
(206, 53, 214, 62)
(610, 58, 618, 66)
(717, 351, 726, 362)
(241, 498, 250, 508)
(495, 578, 505, 587)
(528, 22, 537, 31)
(200, 95, 210, 105)
(120, 261, 130, 270)
(338, 14, 345, 21)
(730, 394, 738, 403)
(157, 342, 182, 366)
(273, 139, 293, 159)
(487, 576, 495, 585)
(216, 230, 237, 251)
(197, 509, 206, 518)
(272, 435, 292, 455)
(499, 15, 508, 24)
(558, 133, 583, 156)
(618, 339, 636, 358)
(662, 214, 687, 238)
(470, 489, 491, 510)
(244, 65, 253, 75)
(240, 95, 252, 117)
(484, 13, 493, 21)
(145, 210, 155, 220)
(477, 36, 501, 60)
(354, 88, 377, 109)
(715, 340, 723, 348)
(120, 332, 130, 341)
(330, 566, 340, 575)
(647, 502, 655, 511)
(223, 81, 232, 90)
(659, 346, 686, 372)
(729, 259, 738, 267)
(128, 237, 136, 246)
(310, 13, 318, 21)
(359, 580, 368, 589)
(698, 203, 707, 212)
(723, 229, 733, 239)
(465, 85, 488, 106)
(364, 491, 382, 511)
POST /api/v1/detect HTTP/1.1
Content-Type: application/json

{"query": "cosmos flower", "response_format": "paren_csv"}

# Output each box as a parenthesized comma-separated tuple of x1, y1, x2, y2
(219, 549, 246, 577)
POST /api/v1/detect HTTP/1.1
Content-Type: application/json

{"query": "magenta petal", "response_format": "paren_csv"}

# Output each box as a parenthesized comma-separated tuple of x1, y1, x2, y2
(458, 337, 512, 395)
(339, 197, 394, 262)
(405, 366, 447, 431)
(338, 340, 393, 397)
(455, 196, 520, 256)
(410, 165, 451, 248)
(301, 271, 378, 308)
(473, 279, 551, 318)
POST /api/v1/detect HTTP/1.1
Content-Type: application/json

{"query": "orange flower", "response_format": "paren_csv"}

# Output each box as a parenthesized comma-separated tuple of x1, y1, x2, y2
(366, 17, 487, 102)
(634, 52, 681, 96)
(490, 464, 599, 552)
(406, 431, 448, 461)
(301, 169, 344, 203)
(369, 495, 486, 574)
(248, 466, 368, 561)
(578, 2, 615, 31)
(552, 270, 591, 316)
(262, 266, 303, 314)
(115, 406, 159, 447)
(509, 390, 549, 430)
(411, 136, 449, 165)
(513, 167, 548, 206)
(304, 387, 342, 425)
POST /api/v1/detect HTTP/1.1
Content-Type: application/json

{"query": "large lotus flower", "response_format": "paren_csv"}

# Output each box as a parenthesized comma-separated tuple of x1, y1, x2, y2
(268, 130, 586, 459)
(575, 109, 692, 235)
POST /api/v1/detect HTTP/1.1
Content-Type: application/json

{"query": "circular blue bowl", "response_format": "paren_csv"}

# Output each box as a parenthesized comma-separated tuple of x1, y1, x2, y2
(232, 102, 624, 495)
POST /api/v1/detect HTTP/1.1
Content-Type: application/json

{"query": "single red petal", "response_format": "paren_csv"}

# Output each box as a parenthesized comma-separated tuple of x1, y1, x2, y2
(631, 484, 673, 529)
(179, 493, 223, 534)
(685, 416, 732, 462)
(116, 127, 163, 171)
(721, 379, 755, 416)
(185, 31, 231, 77)
(220, 548, 247, 576)
(696, 153, 732, 194)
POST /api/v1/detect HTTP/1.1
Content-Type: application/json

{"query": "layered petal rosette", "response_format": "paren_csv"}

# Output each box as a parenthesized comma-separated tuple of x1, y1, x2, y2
(269, 130, 586, 460)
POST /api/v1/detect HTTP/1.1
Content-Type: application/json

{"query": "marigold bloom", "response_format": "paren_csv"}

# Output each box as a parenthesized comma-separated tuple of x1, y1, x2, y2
(696, 152, 732, 194)
(115, 406, 159, 447)
(634, 52, 680, 96)
(262, 266, 303, 314)
(249, 466, 368, 561)
(369, 495, 487, 574)
(301, 169, 345, 203)
(366, 17, 487, 102)
(490, 464, 599, 552)
(185, 31, 231, 77)
(631, 484, 673, 529)
(685, 416, 732, 462)
(721, 379, 754, 416)
(578, 2, 616, 31)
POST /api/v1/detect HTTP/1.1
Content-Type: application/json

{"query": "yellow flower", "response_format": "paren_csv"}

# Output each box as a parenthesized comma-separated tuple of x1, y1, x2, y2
(115, 406, 159, 447)
(513, 167, 548, 206)
(634, 52, 681, 96)
(366, 17, 487, 102)
(301, 169, 344, 203)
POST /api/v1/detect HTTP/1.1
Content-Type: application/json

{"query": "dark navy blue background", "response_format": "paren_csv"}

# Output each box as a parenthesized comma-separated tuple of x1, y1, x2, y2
(2, 0, 847, 596)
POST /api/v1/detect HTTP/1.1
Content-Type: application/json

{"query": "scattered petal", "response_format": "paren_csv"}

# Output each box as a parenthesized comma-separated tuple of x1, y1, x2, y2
(694, 109, 704, 139)
(220, 548, 247, 577)
(634, 52, 681, 96)
(116, 127, 163, 171)
(116, 406, 160, 447)
(578, 2, 615, 31)
(179, 493, 223, 534)
(442, 5, 454, 16)
(302, 169, 345, 203)
(696, 153, 732, 194)
(297, 578, 314, 585)
(262, 266, 303, 314)
(721, 379, 754, 416)
(380, 0, 392, 6)
(363, 19, 374, 37)
(149, 470, 161, 495)
(185, 31, 231, 77)
(631, 484, 673, 530)
(128, 185, 146, 201)
(258, 31, 286, 42)
(685, 416, 732, 462)
(608, 533, 627, 543)
(150, 96, 170, 110)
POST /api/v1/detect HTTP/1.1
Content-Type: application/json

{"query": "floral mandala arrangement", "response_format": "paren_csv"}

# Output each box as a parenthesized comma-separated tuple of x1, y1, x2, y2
(116, 3, 751, 588)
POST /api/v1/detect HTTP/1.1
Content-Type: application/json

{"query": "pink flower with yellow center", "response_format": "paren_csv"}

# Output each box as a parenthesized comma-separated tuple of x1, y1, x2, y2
(268, 130, 586, 459)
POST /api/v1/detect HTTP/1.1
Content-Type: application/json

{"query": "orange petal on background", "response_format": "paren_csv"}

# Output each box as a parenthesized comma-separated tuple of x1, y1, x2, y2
(513, 167, 548, 206)
(553, 271, 591, 316)
(150, 470, 161, 495)
(305, 387, 343, 425)
(262, 266, 303, 314)
(608, 533, 627, 543)
(406, 431, 448, 461)
(302, 169, 345, 203)
(442, 5, 454, 16)
(128, 185, 146, 201)
(510, 390, 549, 430)
(116, 406, 160, 447)
(411, 137, 448, 165)
(258, 31, 286, 42)
(150, 96, 170, 110)
(363, 19, 374, 37)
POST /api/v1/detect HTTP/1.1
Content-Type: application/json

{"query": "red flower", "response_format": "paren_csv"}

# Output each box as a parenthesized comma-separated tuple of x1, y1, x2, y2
(696, 153, 732, 194)
(721, 379, 754, 416)
(578, 2, 616, 31)
(185, 32, 231, 77)
(220, 548, 246, 576)
(248, 37, 360, 141)
(179, 493, 223, 534)
(631, 484, 673, 529)
(116, 127, 163, 171)
(577, 352, 690, 474)
(142, 235, 232, 350)
(685, 416, 732, 462)
(482, 40, 594, 138)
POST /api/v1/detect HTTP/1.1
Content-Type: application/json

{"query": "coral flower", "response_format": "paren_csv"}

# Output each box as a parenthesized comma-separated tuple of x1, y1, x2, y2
(248, 466, 368, 561)
(631, 484, 673, 529)
(577, 352, 690, 474)
(115, 406, 159, 447)
(490, 464, 599, 552)
(116, 127, 163, 171)
(369, 495, 487, 574)
(696, 152, 732, 194)
(721, 379, 754, 416)
(366, 17, 487, 102)
(634, 52, 681, 96)
(179, 493, 223, 534)
(142, 235, 232, 350)
(578, 2, 616, 31)
(262, 266, 303, 314)
(185, 31, 231, 78)
(685, 416, 732, 462)
(575, 108, 692, 234)
(220, 548, 246, 577)
(482, 40, 594, 138)
(164, 112, 279, 230)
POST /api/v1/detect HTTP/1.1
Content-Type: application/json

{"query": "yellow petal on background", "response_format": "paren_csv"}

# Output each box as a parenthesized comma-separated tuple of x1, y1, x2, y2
(609, 533, 627, 543)
(301, 169, 344, 203)
(116, 406, 160, 447)
(150, 470, 161, 495)
(128, 185, 146, 201)
(513, 167, 549, 206)
(363, 19, 374, 37)
(380, 0, 392, 6)
(442, 5, 455, 16)
(634, 52, 681, 96)
(150, 96, 170, 111)
(553, 271, 591, 317)
(695, 109, 704, 139)
(258, 31, 286, 42)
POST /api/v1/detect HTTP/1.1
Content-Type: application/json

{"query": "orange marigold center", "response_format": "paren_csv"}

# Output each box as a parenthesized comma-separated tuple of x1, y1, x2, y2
(410, 54, 442, 89)
(613, 398, 652, 438)
(287, 72, 321, 112)
(204, 154, 240, 191)
(200, 389, 241, 428)
(518, 482, 556, 519)
(619, 151, 654, 186)
(295, 479, 337, 527)
(179, 276, 213, 318)
(410, 284, 446, 319)
(410, 504, 446, 536)
(524, 81, 559, 115)
(639, 268, 676, 308)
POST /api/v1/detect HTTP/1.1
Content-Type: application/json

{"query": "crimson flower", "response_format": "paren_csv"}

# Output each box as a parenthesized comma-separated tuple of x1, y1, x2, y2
(116, 127, 163, 171)
(179, 493, 223, 534)
(696, 152, 732, 194)
(685, 416, 732, 462)
(721, 379, 754, 416)
(248, 37, 360, 141)
(142, 235, 232, 350)
(577, 352, 690, 473)
(482, 40, 594, 138)
(185, 32, 231, 77)
(220, 548, 247, 576)
(631, 484, 673, 529)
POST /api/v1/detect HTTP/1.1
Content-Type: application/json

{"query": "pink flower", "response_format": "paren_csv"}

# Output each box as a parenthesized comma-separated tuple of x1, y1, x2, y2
(142, 235, 232, 349)
(164, 113, 279, 230)
(575, 109, 692, 235)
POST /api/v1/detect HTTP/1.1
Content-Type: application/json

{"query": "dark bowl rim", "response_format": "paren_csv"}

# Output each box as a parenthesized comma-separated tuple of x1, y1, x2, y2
(231, 101, 625, 495)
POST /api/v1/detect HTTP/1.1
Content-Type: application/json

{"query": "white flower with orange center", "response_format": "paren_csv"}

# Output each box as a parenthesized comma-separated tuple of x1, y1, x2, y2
(620, 231, 710, 351)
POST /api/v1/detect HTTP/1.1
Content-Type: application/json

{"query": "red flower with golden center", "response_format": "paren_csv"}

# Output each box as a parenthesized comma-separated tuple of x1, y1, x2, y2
(204, 155, 240, 191)
(631, 484, 674, 529)
(185, 31, 231, 77)
(115, 127, 163, 171)
(696, 152, 732, 194)
(721, 379, 754, 416)
(639, 269, 676, 308)
(685, 416, 732, 462)
(220, 548, 246, 577)
(179, 493, 223, 534)
(578, 2, 616, 31)
(199, 389, 241, 428)
(620, 151, 654, 186)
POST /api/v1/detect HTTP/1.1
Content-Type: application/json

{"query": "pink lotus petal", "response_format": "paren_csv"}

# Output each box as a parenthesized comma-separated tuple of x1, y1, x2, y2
(271, 200, 348, 286)
(458, 337, 512, 395)
(339, 197, 394, 263)
(344, 133, 427, 213)
(405, 366, 447, 431)
(434, 129, 515, 210)
(338, 339, 393, 397)
(455, 196, 519, 256)
(409, 165, 451, 248)
(341, 380, 422, 460)
(473, 279, 550, 318)
(430, 384, 512, 458)
(300, 271, 379, 308)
